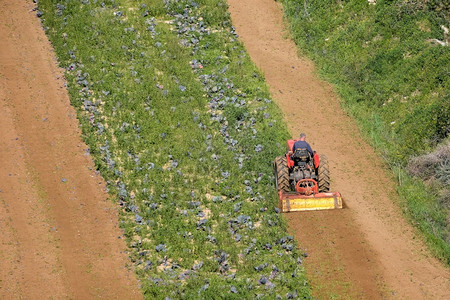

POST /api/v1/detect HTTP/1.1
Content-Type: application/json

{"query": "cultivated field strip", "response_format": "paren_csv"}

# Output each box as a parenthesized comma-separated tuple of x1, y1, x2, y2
(38, 0, 310, 298)
(0, 0, 142, 298)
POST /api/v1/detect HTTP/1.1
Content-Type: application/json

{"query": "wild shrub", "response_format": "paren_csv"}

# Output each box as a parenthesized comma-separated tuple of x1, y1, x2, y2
(408, 140, 450, 214)
(408, 140, 450, 184)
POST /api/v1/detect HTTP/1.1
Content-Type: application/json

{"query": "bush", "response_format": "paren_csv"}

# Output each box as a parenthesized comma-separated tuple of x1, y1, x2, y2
(408, 140, 450, 218)
(408, 140, 450, 185)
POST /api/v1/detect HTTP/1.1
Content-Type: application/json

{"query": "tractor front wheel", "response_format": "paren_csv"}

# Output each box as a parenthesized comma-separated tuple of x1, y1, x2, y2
(318, 155, 330, 192)
(273, 156, 290, 193)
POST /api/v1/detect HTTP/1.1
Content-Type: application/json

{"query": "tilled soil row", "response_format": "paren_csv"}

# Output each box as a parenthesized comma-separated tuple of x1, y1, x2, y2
(227, 0, 449, 298)
(0, 1, 142, 298)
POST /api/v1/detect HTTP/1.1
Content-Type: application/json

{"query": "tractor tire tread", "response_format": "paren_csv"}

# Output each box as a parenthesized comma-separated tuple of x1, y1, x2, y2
(274, 156, 290, 193)
(318, 155, 330, 193)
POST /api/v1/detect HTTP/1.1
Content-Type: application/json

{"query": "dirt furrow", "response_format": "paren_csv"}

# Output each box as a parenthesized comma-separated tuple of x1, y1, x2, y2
(227, 0, 449, 298)
(0, 1, 142, 298)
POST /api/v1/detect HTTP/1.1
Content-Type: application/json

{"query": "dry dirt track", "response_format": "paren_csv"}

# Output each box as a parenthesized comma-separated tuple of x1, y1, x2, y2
(227, 0, 450, 299)
(0, 0, 142, 298)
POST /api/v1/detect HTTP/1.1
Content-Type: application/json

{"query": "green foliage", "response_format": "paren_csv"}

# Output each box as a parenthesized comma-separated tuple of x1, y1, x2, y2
(38, 0, 310, 298)
(397, 167, 450, 264)
(282, 0, 449, 160)
(281, 0, 449, 262)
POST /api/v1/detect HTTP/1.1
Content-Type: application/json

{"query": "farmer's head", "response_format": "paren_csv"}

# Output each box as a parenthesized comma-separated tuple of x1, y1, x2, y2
(299, 133, 306, 140)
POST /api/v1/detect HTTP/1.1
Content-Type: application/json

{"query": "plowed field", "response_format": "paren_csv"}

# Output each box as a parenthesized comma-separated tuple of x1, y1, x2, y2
(0, 0, 142, 298)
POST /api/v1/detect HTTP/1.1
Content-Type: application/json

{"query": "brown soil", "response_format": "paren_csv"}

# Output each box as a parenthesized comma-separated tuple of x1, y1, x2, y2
(0, 0, 142, 298)
(227, 0, 449, 299)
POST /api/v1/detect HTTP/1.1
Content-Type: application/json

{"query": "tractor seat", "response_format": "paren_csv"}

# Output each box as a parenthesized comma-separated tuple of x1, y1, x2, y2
(292, 148, 311, 164)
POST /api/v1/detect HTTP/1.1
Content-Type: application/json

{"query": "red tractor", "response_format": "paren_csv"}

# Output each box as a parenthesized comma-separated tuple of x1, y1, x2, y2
(273, 139, 342, 212)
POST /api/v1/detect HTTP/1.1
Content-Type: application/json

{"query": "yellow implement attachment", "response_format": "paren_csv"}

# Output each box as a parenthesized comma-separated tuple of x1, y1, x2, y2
(279, 192, 343, 212)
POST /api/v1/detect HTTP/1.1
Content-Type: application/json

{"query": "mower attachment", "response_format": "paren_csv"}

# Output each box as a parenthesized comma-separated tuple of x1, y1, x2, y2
(278, 191, 343, 212)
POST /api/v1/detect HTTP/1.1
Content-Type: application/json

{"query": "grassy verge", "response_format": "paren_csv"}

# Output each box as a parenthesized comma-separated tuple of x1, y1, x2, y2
(37, 0, 311, 298)
(280, 0, 449, 263)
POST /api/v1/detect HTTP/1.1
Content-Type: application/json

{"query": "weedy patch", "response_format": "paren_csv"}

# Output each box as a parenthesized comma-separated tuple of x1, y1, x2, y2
(38, 0, 311, 298)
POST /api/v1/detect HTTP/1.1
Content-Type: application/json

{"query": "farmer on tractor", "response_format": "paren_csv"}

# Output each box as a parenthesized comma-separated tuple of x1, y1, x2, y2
(292, 133, 313, 158)
(273, 133, 343, 212)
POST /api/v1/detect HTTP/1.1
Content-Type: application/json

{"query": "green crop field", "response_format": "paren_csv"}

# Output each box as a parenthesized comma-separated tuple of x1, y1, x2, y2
(280, 0, 449, 263)
(38, 0, 311, 298)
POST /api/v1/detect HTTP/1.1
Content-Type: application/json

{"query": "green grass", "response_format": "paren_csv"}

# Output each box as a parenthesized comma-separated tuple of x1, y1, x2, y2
(280, 0, 449, 263)
(38, 0, 311, 298)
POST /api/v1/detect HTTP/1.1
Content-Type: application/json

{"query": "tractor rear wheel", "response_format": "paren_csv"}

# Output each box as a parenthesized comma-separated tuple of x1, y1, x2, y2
(273, 156, 290, 193)
(318, 155, 330, 192)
